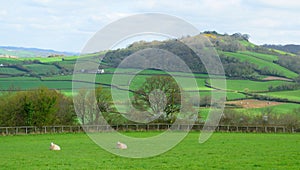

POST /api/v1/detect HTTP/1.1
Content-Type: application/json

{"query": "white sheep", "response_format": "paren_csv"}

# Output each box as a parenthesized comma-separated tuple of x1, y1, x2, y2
(116, 141, 127, 149)
(49, 142, 61, 151)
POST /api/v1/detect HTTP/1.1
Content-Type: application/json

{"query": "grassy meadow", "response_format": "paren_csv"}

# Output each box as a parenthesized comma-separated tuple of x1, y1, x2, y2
(0, 132, 299, 169)
(223, 52, 298, 78)
(1, 68, 300, 116)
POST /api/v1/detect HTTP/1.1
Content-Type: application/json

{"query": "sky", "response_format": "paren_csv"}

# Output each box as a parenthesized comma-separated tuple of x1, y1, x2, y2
(1, 0, 300, 52)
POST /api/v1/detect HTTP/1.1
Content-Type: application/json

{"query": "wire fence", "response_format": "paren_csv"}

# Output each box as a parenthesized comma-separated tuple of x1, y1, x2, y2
(0, 124, 298, 135)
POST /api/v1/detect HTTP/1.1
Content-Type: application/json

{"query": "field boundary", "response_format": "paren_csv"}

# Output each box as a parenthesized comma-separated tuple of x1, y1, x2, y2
(0, 124, 297, 135)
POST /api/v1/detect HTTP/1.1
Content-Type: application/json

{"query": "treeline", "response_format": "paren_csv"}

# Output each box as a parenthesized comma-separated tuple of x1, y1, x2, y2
(220, 108, 300, 129)
(268, 83, 300, 92)
(0, 87, 76, 127)
(262, 44, 300, 55)
(0, 86, 131, 127)
(205, 31, 248, 52)
(103, 39, 206, 73)
(266, 74, 300, 92)
(276, 55, 300, 74)
(220, 54, 257, 78)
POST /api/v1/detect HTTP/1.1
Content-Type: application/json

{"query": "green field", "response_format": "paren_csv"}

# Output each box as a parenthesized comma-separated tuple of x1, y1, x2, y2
(0, 132, 299, 169)
(24, 64, 60, 75)
(22, 56, 78, 63)
(0, 80, 93, 91)
(223, 52, 298, 78)
(234, 103, 300, 114)
(238, 40, 256, 48)
(0, 58, 24, 64)
(264, 90, 300, 102)
(0, 67, 26, 74)
(238, 51, 278, 62)
(187, 91, 245, 101)
(209, 79, 294, 92)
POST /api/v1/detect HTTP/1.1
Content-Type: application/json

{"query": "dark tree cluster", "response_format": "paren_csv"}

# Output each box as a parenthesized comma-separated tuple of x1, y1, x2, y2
(132, 75, 194, 123)
(0, 87, 76, 127)
(220, 54, 257, 78)
(268, 83, 300, 92)
(74, 86, 121, 125)
(262, 44, 300, 55)
(220, 108, 300, 129)
(276, 55, 300, 74)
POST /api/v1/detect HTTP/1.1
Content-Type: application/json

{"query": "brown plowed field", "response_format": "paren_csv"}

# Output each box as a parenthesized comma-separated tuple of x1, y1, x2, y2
(226, 99, 282, 108)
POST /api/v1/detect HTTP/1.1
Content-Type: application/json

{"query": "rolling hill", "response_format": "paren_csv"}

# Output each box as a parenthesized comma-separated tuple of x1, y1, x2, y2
(1, 31, 300, 119)
(0, 46, 78, 58)
(262, 44, 300, 55)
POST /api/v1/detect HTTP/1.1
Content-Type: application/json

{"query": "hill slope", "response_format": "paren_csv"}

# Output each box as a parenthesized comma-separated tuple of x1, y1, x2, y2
(0, 46, 77, 58)
(262, 44, 300, 55)
(1, 32, 300, 116)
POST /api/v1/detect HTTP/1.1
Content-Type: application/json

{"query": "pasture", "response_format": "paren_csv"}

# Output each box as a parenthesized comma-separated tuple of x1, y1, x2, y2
(0, 132, 299, 169)
(223, 52, 298, 78)
(266, 90, 300, 102)
(238, 51, 278, 62)
(231, 103, 300, 115)
(209, 79, 294, 92)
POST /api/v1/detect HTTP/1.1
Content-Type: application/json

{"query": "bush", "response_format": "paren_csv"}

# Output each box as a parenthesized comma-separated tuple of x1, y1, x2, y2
(0, 87, 76, 127)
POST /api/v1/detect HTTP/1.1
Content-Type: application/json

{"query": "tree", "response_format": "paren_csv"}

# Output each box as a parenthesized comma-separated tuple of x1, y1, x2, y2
(294, 74, 300, 83)
(0, 87, 76, 127)
(133, 76, 190, 123)
(94, 86, 115, 124)
(74, 86, 115, 125)
(74, 88, 89, 125)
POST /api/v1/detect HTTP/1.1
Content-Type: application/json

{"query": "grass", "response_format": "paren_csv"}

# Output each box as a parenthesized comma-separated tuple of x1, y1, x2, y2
(0, 67, 26, 74)
(265, 90, 300, 102)
(0, 76, 40, 81)
(239, 40, 256, 48)
(22, 56, 79, 63)
(107, 68, 212, 78)
(57, 60, 76, 70)
(0, 80, 93, 90)
(210, 79, 294, 92)
(235, 103, 300, 114)
(238, 51, 278, 62)
(0, 132, 299, 169)
(272, 49, 296, 56)
(24, 64, 61, 75)
(223, 52, 298, 78)
(188, 91, 245, 101)
(0, 58, 24, 65)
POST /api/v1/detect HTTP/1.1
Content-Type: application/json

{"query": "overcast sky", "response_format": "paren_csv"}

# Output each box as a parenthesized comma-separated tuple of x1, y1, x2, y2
(1, 0, 300, 52)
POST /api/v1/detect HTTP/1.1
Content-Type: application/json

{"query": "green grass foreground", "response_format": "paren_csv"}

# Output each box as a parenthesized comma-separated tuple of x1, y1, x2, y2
(0, 132, 299, 169)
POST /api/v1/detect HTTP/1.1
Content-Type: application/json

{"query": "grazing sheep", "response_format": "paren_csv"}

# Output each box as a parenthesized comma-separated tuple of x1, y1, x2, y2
(116, 141, 127, 149)
(49, 142, 61, 151)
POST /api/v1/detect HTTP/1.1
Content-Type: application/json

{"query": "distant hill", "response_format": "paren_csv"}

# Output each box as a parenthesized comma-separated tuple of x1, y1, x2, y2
(1, 32, 300, 80)
(0, 46, 78, 58)
(262, 44, 300, 55)
(101, 32, 300, 79)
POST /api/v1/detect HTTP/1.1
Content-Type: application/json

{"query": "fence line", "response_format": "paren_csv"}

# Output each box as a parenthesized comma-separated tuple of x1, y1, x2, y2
(0, 124, 296, 135)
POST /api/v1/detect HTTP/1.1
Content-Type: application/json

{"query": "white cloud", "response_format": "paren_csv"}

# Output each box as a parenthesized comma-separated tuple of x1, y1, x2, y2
(255, 0, 300, 9)
(0, 0, 300, 51)
(0, 9, 7, 16)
